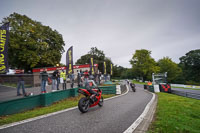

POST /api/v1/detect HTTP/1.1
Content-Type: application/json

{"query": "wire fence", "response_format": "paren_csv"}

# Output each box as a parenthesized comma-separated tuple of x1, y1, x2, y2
(171, 90, 200, 100)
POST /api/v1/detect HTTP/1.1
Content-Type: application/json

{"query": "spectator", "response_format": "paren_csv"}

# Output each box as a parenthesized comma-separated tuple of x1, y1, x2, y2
(80, 69, 83, 77)
(17, 70, 27, 96)
(56, 69, 60, 90)
(77, 70, 81, 87)
(52, 70, 57, 91)
(98, 72, 102, 84)
(84, 70, 89, 89)
(69, 71, 75, 88)
(40, 68, 48, 93)
(60, 70, 66, 90)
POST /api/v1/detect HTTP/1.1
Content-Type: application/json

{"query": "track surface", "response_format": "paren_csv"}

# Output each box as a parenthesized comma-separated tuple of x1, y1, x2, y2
(0, 84, 152, 133)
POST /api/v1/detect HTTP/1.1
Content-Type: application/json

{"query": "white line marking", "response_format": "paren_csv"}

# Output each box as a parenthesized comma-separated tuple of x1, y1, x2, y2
(123, 91, 155, 133)
(0, 84, 129, 130)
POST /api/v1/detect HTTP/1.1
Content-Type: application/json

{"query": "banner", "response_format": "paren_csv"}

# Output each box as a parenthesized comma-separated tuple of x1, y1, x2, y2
(0, 23, 9, 74)
(90, 57, 95, 75)
(66, 46, 73, 75)
(110, 63, 113, 76)
(103, 61, 106, 75)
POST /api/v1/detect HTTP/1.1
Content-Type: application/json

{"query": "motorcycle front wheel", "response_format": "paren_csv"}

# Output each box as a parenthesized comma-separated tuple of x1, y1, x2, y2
(98, 96, 104, 107)
(78, 97, 89, 113)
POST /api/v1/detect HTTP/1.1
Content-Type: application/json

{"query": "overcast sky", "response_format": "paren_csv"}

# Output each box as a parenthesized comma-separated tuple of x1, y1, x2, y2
(1, 0, 200, 68)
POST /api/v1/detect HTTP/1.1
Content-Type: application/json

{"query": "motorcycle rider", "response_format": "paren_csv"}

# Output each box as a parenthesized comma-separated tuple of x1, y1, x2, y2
(130, 82, 136, 92)
(84, 70, 98, 101)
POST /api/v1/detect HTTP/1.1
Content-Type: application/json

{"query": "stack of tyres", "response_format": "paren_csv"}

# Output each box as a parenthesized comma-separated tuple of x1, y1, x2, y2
(148, 85, 154, 92)
(159, 84, 171, 93)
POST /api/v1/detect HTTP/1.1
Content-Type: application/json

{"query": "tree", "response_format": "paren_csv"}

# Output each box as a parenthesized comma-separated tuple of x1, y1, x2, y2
(179, 49, 200, 84)
(112, 65, 126, 78)
(120, 68, 134, 79)
(158, 57, 183, 83)
(130, 49, 160, 81)
(1, 13, 65, 71)
(76, 47, 112, 74)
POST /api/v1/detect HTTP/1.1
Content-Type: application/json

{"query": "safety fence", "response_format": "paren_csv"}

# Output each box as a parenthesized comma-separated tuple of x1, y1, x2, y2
(171, 84, 200, 89)
(0, 85, 116, 116)
(144, 84, 200, 100)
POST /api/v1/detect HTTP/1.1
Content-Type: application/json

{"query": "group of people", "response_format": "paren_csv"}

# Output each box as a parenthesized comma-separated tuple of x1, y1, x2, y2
(76, 69, 106, 88)
(40, 68, 68, 93)
(39, 68, 105, 94)
(16, 68, 108, 96)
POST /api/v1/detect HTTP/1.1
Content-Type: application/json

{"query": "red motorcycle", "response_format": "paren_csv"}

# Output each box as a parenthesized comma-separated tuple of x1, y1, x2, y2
(78, 87, 103, 113)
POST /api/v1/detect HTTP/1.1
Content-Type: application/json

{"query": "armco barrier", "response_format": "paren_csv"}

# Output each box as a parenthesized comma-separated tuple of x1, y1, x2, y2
(0, 86, 115, 116)
(171, 90, 200, 100)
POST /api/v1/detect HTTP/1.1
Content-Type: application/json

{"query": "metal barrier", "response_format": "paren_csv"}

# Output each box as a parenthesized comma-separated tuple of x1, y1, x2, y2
(171, 90, 200, 100)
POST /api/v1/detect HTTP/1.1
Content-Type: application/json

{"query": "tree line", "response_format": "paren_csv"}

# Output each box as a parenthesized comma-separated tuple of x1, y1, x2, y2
(1, 13, 199, 85)
(121, 49, 200, 85)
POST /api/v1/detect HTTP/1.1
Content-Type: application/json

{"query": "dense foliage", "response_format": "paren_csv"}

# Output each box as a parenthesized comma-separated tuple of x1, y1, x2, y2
(179, 49, 200, 85)
(130, 49, 160, 81)
(157, 57, 183, 83)
(1, 13, 65, 71)
(76, 47, 112, 74)
(126, 49, 200, 85)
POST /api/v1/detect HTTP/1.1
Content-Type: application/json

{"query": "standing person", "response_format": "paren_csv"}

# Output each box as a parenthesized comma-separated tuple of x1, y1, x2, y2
(51, 70, 57, 91)
(84, 70, 89, 89)
(56, 69, 60, 90)
(80, 69, 83, 77)
(77, 70, 81, 87)
(60, 70, 66, 90)
(104, 74, 108, 82)
(17, 70, 27, 96)
(98, 72, 102, 84)
(69, 71, 75, 88)
(40, 68, 48, 93)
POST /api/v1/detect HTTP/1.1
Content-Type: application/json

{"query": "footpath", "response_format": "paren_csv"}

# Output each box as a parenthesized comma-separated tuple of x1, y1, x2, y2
(0, 83, 77, 102)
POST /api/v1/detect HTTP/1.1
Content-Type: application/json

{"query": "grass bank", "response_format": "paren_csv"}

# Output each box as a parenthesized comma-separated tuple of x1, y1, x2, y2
(0, 94, 115, 126)
(148, 93, 200, 133)
(132, 80, 146, 85)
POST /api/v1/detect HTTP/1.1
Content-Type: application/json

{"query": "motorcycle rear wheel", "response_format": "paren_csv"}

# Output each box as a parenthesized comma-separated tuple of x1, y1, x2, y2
(98, 96, 104, 107)
(78, 97, 89, 113)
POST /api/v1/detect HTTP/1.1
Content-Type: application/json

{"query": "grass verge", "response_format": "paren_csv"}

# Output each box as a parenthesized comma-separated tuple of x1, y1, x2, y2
(148, 93, 200, 133)
(0, 94, 115, 126)
(132, 80, 146, 85)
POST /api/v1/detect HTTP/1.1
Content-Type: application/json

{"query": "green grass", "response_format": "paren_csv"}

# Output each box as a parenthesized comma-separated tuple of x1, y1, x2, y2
(148, 93, 200, 133)
(132, 80, 146, 85)
(0, 94, 115, 126)
(172, 86, 200, 91)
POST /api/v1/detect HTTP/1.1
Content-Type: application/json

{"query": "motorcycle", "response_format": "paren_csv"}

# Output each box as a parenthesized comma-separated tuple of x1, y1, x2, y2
(78, 87, 103, 113)
(130, 83, 136, 92)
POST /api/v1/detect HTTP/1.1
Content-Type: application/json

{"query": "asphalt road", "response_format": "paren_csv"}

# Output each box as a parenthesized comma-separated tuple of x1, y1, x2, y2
(0, 84, 152, 133)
